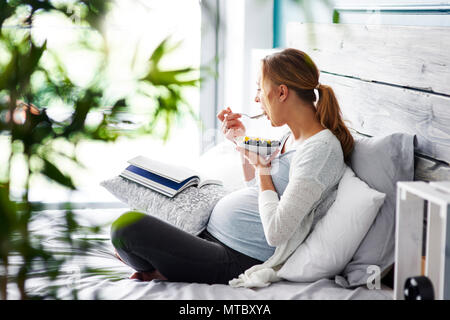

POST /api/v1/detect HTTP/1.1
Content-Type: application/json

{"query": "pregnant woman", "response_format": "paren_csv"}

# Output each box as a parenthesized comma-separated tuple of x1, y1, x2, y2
(110, 48, 354, 287)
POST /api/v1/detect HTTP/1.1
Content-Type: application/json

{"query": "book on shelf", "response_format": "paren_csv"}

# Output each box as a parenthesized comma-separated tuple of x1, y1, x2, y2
(120, 155, 223, 198)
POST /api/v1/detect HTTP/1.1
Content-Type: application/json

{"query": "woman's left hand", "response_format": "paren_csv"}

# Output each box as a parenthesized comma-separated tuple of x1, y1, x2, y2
(236, 146, 280, 173)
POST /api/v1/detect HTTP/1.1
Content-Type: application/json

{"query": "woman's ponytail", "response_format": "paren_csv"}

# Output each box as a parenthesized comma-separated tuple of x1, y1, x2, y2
(315, 84, 354, 160)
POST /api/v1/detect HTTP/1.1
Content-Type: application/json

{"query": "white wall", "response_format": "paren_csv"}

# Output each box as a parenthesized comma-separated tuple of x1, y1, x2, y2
(275, 0, 450, 47)
(335, 0, 450, 26)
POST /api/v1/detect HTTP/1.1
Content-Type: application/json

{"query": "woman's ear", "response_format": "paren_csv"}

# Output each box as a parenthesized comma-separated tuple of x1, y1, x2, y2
(279, 84, 288, 102)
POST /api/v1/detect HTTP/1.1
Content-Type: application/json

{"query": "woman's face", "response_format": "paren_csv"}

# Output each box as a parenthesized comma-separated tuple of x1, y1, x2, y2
(255, 73, 280, 126)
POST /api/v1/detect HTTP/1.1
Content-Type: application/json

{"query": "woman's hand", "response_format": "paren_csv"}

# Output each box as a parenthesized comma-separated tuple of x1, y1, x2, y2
(217, 107, 246, 144)
(236, 146, 280, 175)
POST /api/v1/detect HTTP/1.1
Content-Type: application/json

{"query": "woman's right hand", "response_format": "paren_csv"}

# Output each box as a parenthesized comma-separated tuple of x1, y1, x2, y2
(217, 107, 246, 144)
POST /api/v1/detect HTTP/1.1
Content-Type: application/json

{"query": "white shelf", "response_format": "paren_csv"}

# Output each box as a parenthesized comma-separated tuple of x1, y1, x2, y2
(394, 180, 450, 300)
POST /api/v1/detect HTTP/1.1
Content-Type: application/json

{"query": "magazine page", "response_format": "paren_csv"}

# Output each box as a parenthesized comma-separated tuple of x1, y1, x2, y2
(192, 159, 224, 188)
(128, 156, 199, 183)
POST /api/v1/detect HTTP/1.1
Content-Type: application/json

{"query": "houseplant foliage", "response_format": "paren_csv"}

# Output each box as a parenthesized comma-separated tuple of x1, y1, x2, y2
(0, 0, 199, 299)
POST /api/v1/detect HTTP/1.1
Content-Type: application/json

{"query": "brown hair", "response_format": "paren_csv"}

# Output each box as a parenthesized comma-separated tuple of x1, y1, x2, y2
(261, 48, 354, 160)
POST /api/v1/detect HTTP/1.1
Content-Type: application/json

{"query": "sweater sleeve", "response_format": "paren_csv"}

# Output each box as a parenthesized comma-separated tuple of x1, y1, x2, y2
(258, 141, 331, 246)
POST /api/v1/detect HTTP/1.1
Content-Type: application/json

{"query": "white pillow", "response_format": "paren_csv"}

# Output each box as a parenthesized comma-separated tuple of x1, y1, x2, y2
(277, 166, 386, 282)
(196, 140, 246, 192)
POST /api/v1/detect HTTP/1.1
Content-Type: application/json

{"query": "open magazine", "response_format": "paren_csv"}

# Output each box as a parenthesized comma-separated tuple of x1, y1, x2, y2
(120, 155, 223, 198)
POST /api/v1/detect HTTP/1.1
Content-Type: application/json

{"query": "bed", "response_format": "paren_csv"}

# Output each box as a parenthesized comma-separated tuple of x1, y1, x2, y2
(7, 22, 450, 300)
(7, 207, 392, 300)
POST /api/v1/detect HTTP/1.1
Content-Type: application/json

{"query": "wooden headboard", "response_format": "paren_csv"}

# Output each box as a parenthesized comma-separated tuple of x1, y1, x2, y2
(285, 23, 450, 182)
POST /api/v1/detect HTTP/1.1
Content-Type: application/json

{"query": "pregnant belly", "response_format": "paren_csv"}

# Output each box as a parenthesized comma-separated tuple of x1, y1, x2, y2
(207, 186, 275, 260)
(209, 187, 260, 230)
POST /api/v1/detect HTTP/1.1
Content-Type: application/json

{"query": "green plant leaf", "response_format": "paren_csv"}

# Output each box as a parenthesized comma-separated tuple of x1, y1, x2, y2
(333, 9, 340, 23)
(0, 1, 15, 30)
(18, 40, 47, 91)
(41, 157, 76, 190)
(63, 89, 102, 137)
(143, 67, 199, 87)
(148, 37, 182, 67)
(142, 37, 199, 88)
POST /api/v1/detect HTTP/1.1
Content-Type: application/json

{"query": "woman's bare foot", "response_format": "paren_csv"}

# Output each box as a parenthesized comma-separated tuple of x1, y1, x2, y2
(114, 249, 126, 264)
(130, 270, 168, 282)
(113, 250, 167, 281)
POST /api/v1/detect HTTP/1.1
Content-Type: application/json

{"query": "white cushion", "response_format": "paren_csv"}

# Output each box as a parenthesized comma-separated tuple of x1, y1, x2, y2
(195, 140, 245, 192)
(277, 166, 386, 282)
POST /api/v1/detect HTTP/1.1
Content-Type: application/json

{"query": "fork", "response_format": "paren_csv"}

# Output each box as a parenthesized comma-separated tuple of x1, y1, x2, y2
(239, 112, 265, 119)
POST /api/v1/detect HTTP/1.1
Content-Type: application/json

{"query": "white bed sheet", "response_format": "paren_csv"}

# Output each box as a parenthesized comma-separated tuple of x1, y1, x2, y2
(6, 208, 393, 300)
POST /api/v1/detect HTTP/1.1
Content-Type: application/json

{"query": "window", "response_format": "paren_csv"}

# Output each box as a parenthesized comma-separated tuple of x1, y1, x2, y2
(1, 0, 202, 204)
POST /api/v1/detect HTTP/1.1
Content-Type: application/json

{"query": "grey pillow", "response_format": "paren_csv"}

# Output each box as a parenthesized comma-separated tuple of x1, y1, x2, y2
(101, 177, 229, 235)
(335, 133, 415, 288)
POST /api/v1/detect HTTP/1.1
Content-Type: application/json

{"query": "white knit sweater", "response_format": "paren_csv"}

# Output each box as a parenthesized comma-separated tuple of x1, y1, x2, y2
(229, 129, 345, 288)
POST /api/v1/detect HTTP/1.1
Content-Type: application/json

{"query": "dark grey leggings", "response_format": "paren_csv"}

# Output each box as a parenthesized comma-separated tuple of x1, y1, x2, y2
(110, 211, 262, 285)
